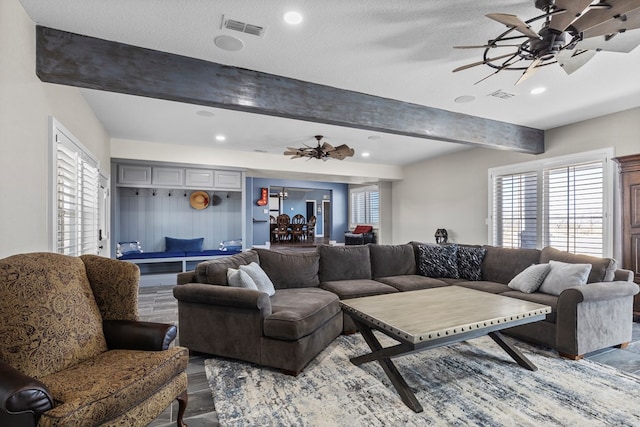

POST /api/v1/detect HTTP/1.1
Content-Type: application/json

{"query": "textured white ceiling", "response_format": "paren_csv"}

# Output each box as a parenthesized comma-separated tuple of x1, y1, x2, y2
(19, 0, 640, 171)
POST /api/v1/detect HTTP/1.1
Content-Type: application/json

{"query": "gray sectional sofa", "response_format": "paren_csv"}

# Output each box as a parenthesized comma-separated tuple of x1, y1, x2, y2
(173, 243, 639, 374)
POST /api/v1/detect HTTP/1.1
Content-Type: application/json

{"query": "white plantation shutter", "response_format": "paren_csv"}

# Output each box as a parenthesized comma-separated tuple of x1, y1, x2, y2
(492, 171, 538, 249)
(490, 149, 612, 257)
(543, 160, 604, 257)
(54, 122, 100, 256)
(350, 186, 379, 227)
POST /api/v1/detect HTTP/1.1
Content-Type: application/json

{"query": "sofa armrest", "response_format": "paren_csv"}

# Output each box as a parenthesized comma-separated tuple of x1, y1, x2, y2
(560, 281, 639, 304)
(0, 361, 53, 427)
(103, 320, 177, 351)
(177, 270, 196, 285)
(173, 283, 272, 316)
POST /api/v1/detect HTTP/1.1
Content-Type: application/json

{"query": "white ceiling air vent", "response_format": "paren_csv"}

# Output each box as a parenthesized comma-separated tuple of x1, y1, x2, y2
(222, 16, 266, 37)
(487, 90, 516, 100)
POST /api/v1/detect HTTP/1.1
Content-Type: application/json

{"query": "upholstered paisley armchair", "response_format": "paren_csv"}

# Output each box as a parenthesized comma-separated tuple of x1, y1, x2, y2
(0, 252, 188, 427)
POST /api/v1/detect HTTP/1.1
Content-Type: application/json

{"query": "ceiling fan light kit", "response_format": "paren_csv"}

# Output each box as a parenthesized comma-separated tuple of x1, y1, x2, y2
(454, 0, 640, 85)
(284, 135, 355, 161)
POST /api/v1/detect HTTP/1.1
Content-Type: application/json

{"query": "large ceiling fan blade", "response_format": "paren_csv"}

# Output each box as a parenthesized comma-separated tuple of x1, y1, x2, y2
(321, 142, 334, 152)
(548, 0, 594, 32)
(582, 7, 640, 38)
(327, 145, 355, 160)
(514, 58, 542, 85)
(473, 55, 522, 84)
(452, 52, 518, 72)
(571, 0, 640, 33)
(486, 13, 541, 39)
(575, 30, 640, 52)
(556, 49, 597, 74)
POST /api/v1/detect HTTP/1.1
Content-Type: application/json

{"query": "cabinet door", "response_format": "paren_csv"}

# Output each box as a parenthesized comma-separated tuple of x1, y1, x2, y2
(118, 165, 152, 185)
(214, 170, 242, 189)
(152, 167, 184, 186)
(185, 169, 214, 188)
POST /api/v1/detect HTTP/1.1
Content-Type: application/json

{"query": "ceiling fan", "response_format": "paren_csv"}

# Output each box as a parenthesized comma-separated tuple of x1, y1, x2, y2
(284, 135, 355, 161)
(453, 0, 640, 85)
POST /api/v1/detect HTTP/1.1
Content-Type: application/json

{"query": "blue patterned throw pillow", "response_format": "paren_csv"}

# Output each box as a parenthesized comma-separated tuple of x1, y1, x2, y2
(457, 246, 487, 281)
(417, 244, 459, 278)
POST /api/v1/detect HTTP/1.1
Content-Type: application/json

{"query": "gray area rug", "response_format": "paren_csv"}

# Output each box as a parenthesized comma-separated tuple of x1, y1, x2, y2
(205, 334, 640, 426)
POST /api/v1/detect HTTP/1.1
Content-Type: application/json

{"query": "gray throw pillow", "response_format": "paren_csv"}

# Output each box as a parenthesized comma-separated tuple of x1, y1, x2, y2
(538, 260, 592, 296)
(227, 268, 258, 290)
(240, 262, 276, 296)
(417, 244, 459, 279)
(508, 263, 551, 293)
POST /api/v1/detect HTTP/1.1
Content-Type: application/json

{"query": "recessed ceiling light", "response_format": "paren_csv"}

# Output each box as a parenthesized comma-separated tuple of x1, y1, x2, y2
(454, 95, 476, 103)
(214, 35, 244, 51)
(530, 87, 547, 95)
(196, 110, 215, 117)
(283, 11, 303, 25)
(361, 152, 370, 158)
(215, 135, 226, 142)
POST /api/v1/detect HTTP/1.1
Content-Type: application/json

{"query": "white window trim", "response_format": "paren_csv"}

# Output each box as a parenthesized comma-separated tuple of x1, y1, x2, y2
(49, 117, 100, 255)
(487, 148, 615, 257)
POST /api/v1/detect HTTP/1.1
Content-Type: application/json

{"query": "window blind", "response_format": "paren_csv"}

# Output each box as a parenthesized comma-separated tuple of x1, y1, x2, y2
(543, 160, 604, 257)
(350, 187, 379, 227)
(55, 128, 99, 256)
(492, 171, 538, 249)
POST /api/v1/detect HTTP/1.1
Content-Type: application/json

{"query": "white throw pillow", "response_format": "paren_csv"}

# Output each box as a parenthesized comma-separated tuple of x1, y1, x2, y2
(240, 262, 276, 296)
(508, 263, 551, 294)
(538, 260, 592, 296)
(227, 268, 258, 290)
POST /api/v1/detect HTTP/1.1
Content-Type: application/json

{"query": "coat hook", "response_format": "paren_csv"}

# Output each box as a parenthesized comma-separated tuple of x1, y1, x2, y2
(135, 189, 139, 196)
(152, 189, 156, 196)
(168, 190, 172, 197)
(184, 191, 187, 197)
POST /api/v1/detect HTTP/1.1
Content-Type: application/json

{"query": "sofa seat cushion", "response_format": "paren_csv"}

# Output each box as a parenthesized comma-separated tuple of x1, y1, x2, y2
(454, 281, 511, 294)
(320, 279, 399, 300)
(376, 275, 449, 291)
(39, 347, 188, 427)
(499, 290, 558, 323)
(264, 289, 341, 341)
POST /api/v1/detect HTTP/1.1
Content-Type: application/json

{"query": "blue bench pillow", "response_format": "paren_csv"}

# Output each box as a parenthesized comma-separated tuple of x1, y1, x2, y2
(165, 237, 204, 252)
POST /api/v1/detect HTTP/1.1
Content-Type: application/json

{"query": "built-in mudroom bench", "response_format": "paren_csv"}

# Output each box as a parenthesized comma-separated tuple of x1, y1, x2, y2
(111, 160, 247, 286)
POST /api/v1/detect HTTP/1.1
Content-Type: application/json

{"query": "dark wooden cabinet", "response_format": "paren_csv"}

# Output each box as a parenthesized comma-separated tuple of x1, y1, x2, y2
(614, 154, 640, 319)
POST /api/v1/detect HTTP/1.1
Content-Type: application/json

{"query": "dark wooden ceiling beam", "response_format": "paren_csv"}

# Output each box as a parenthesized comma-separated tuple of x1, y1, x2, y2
(35, 26, 544, 154)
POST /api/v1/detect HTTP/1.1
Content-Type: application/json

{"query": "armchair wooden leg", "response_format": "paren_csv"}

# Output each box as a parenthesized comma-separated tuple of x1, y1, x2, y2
(559, 352, 584, 360)
(617, 342, 630, 349)
(176, 390, 188, 427)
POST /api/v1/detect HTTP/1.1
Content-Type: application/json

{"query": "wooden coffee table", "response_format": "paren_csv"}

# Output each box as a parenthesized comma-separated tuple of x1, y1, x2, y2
(340, 286, 551, 413)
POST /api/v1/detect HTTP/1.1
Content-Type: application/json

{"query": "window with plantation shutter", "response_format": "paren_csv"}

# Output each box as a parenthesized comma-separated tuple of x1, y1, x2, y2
(350, 186, 379, 228)
(543, 160, 604, 257)
(489, 149, 613, 257)
(492, 171, 538, 249)
(52, 119, 100, 256)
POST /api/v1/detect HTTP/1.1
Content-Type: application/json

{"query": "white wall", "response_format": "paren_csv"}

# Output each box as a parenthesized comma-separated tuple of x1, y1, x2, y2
(393, 107, 640, 246)
(0, 0, 110, 258)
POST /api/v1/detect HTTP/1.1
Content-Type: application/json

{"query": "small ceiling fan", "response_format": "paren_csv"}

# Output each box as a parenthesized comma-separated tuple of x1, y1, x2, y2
(453, 0, 640, 85)
(284, 135, 355, 161)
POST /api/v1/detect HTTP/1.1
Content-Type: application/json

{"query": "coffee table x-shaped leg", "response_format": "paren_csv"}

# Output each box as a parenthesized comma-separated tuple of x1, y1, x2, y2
(349, 318, 538, 413)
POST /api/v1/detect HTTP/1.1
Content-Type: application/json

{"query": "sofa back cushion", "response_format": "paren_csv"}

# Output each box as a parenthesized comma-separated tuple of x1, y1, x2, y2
(0, 253, 108, 378)
(539, 246, 617, 283)
(254, 248, 320, 289)
(195, 250, 259, 285)
(481, 246, 541, 284)
(318, 245, 371, 282)
(369, 244, 416, 278)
